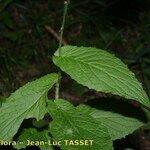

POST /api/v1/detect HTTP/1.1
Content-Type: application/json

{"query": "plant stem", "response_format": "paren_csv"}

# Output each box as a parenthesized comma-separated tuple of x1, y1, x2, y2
(55, 1, 69, 99)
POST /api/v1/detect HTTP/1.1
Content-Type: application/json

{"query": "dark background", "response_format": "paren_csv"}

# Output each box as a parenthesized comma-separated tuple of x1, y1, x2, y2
(0, 0, 150, 149)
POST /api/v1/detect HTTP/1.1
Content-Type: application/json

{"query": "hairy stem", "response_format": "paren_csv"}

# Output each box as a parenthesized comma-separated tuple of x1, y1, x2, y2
(55, 1, 69, 99)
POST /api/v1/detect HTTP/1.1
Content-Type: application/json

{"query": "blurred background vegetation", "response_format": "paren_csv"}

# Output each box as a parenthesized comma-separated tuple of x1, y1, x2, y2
(0, 0, 150, 149)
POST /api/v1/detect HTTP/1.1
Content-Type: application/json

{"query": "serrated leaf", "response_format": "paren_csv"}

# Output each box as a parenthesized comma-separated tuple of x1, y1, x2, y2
(77, 104, 144, 140)
(15, 128, 53, 150)
(0, 73, 58, 140)
(48, 99, 113, 150)
(53, 46, 150, 108)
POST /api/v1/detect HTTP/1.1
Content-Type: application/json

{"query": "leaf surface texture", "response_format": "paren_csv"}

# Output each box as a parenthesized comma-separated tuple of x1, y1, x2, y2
(0, 73, 58, 140)
(48, 99, 113, 150)
(77, 104, 144, 140)
(53, 46, 150, 107)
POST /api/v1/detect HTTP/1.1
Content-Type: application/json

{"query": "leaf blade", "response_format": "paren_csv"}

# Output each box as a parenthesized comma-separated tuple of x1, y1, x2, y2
(15, 128, 53, 150)
(53, 46, 150, 107)
(77, 104, 144, 140)
(0, 73, 58, 140)
(48, 99, 113, 150)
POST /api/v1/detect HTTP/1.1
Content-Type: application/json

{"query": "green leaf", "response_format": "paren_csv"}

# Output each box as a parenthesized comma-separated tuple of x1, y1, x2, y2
(0, 73, 58, 140)
(77, 104, 144, 140)
(15, 128, 53, 150)
(48, 99, 113, 150)
(53, 46, 150, 107)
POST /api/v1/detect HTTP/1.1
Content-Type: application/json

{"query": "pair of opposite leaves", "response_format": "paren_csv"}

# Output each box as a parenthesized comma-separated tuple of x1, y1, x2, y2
(0, 46, 149, 150)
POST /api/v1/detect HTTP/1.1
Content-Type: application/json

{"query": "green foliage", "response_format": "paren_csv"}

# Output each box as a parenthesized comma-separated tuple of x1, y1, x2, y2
(0, 74, 58, 140)
(77, 104, 144, 140)
(0, 44, 149, 150)
(15, 128, 53, 150)
(48, 99, 113, 150)
(53, 45, 150, 108)
(0, 1, 150, 149)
